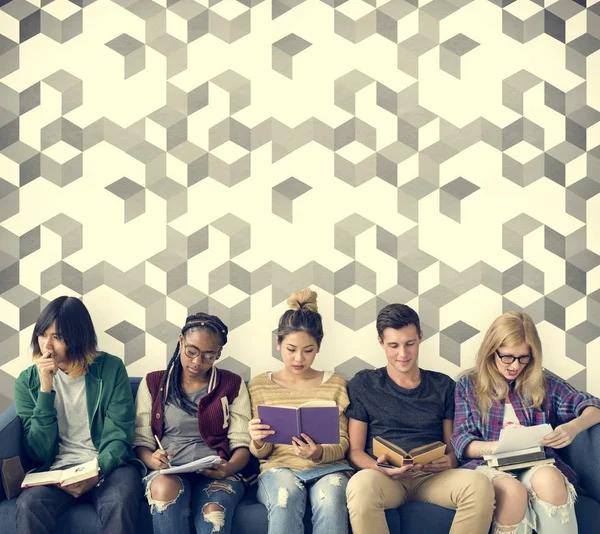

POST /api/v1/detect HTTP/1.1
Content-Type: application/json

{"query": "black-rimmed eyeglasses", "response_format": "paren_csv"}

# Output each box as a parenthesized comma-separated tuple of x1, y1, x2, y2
(495, 350, 532, 365)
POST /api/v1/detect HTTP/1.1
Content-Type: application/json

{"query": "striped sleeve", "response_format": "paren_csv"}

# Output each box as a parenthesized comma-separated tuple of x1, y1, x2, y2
(549, 373, 600, 423)
(133, 376, 156, 450)
(228, 380, 252, 450)
(451, 376, 484, 463)
(248, 375, 274, 459)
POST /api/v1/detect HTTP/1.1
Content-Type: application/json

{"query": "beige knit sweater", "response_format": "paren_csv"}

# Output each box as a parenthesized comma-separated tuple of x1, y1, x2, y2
(248, 371, 349, 473)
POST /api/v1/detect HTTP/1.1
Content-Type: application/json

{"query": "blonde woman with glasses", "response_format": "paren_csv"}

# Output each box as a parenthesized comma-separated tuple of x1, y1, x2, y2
(452, 311, 600, 534)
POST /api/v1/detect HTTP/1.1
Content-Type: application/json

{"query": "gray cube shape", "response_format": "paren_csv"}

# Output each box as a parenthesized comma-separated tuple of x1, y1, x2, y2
(105, 33, 146, 79)
(0, 108, 19, 152)
(147, 34, 187, 79)
(0, 35, 19, 78)
(1, 284, 45, 329)
(376, 141, 416, 186)
(376, 0, 416, 43)
(41, 6, 82, 43)
(148, 106, 188, 152)
(335, 356, 375, 381)
(397, 34, 437, 77)
(148, 250, 188, 294)
(41, 149, 82, 187)
(544, 0, 584, 44)
(545, 141, 585, 187)
(128, 285, 167, 330)
(440, 320, 479, 366)
(334, 5, 376, 44)
(105, 177, 145, 223)
(334, 294, 377, 331)
(167, 225, 209, 260)
(272, 177, 312, 223)
(397, 177, 437, 222)
(566, 178, 600, 223)
(106, 321, 145, 365)
(148, 177, 187, 222)
(211, 213, 250, 258)
(1, 0, 40, 43)
(168, 285, 209, 315)
(208, 151, 251, 187)
(169, 141, 208, 186)
(43, 213, 83, 259)
(589, 3, 600, 40)
(169, 0, 208, 43)
(272, 33, 312, 79)
(167, 81, 208, 116)
(0, 321, 19, 365)
(566, 35, 600, 79)
(208, 294, 251, 330)
(334, 151, 376, 187)
(502, 152, 544, 187)
(439, 177, 480, 222)
(440, 33, 480, 79)
(1, 141, 40, 186)
(0, 251, 19, 294)
(43, 69, 82, 115)
(208, 4, 250, 44)
(588, 290, 600, 327)
(502, 8, 543, 44)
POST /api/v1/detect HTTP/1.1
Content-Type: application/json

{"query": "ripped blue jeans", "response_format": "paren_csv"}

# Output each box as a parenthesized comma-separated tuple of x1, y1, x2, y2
(257, 467, 350, 534)
(144, 473, 245, 534)
(477, 464, 578, 534)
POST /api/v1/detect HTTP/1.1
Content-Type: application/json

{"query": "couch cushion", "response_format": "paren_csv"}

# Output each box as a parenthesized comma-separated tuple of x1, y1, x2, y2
(575, 495, 600, 534)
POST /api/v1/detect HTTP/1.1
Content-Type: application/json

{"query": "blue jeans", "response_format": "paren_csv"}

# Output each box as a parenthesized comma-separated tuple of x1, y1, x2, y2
(257, 467, 350, 534)
(16, 464, 142, 534)
(144, 473, 245, 534)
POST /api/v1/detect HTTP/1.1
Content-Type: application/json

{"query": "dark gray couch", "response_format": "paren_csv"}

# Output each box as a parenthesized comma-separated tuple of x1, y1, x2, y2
(1, 377, 600, 533)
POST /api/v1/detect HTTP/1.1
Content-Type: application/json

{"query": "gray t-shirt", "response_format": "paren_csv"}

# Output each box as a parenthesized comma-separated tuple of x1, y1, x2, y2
(50, 369, 97, 470)
(162, 386, 217, 465)
(346, 367, 455, 457)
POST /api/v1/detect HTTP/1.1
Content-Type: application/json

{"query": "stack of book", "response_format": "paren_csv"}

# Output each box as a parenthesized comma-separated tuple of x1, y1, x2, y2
(483, 445, 555, 471)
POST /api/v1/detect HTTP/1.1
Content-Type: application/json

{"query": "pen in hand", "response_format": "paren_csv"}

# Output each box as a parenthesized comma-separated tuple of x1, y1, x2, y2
(154, 435, 172, 468)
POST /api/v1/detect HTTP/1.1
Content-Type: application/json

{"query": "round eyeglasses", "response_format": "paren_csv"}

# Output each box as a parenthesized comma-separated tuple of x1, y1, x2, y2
(495, 350, 532, 365)
(181, 342, 219, 362)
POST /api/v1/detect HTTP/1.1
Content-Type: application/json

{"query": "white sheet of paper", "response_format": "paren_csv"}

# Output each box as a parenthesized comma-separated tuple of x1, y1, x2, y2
(494, 424, 553, 454)
(158, 455, 223, 475)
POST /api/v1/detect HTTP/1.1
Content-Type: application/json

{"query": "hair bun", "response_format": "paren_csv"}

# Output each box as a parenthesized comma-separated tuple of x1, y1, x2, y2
(287, 288, 318, 313)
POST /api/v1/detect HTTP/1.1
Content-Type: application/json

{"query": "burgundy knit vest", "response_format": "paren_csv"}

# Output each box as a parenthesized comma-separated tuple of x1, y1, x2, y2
(146, 368, 243, 460)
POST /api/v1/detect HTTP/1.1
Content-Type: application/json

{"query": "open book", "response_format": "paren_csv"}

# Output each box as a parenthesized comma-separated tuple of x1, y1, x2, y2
(373, 438, 446, 467)
(157, 455, 223, 475)
(21, 458, 99, 488)
(258, 401, 340, 445)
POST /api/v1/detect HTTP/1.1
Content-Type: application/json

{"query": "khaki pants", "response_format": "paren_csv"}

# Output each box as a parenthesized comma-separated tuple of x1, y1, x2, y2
(346, 468, 495, 534)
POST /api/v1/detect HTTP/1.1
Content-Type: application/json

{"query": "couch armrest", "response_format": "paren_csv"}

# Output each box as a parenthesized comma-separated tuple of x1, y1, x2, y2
(560, 424, 600, 501)
(0, 405, 23, 461)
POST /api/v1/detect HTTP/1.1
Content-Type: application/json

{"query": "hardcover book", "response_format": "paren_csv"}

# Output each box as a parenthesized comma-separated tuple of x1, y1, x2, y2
(257, 401, 340, 445)
(372, 438, 446, 467)
(21, 458, 99, 488)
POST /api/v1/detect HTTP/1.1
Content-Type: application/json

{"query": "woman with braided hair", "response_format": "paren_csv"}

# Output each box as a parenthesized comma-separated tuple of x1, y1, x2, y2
(134, 312, 253, 534)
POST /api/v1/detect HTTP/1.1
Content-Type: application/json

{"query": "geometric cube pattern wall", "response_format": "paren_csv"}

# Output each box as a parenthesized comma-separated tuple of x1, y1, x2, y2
(1, 0, 599, 412)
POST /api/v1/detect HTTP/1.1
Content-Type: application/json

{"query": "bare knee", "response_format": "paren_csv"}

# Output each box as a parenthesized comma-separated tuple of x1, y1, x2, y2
(493, 476, 528, 524)
(530, 467, 567, 505)
(203, 503, 224, 514)
(149, 475, 183, 502)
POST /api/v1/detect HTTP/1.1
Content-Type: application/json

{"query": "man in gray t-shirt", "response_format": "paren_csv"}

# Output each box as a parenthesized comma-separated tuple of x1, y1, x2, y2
(345, 304, 495, 534)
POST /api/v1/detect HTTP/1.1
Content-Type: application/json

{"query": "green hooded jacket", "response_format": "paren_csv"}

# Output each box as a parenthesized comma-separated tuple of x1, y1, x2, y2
(14, 352, 145, 477)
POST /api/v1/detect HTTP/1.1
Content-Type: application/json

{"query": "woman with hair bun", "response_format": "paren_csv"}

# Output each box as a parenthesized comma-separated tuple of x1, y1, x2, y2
(248, 289, 351, 534)
(134, 312, 253, 534)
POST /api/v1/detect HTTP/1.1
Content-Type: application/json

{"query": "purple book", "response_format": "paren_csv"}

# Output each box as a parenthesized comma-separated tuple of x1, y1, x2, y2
(257, 402, 340, 445)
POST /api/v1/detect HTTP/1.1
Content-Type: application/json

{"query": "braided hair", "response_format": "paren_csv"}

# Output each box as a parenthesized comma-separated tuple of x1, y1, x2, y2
(161, 312, 229, 416)
(276, 288, 324, 347)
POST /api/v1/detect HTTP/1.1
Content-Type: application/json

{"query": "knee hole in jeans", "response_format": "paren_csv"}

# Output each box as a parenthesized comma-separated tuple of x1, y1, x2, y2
(202, 503, 226, 533)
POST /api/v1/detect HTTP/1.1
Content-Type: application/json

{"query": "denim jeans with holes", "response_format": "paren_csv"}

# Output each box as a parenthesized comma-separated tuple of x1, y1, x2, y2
(257, 467, 350, 534)
(144, 473, 245, 534)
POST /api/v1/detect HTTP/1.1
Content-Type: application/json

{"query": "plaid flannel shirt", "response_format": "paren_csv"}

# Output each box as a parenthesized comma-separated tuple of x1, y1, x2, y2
(452, 370, 600, 488)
